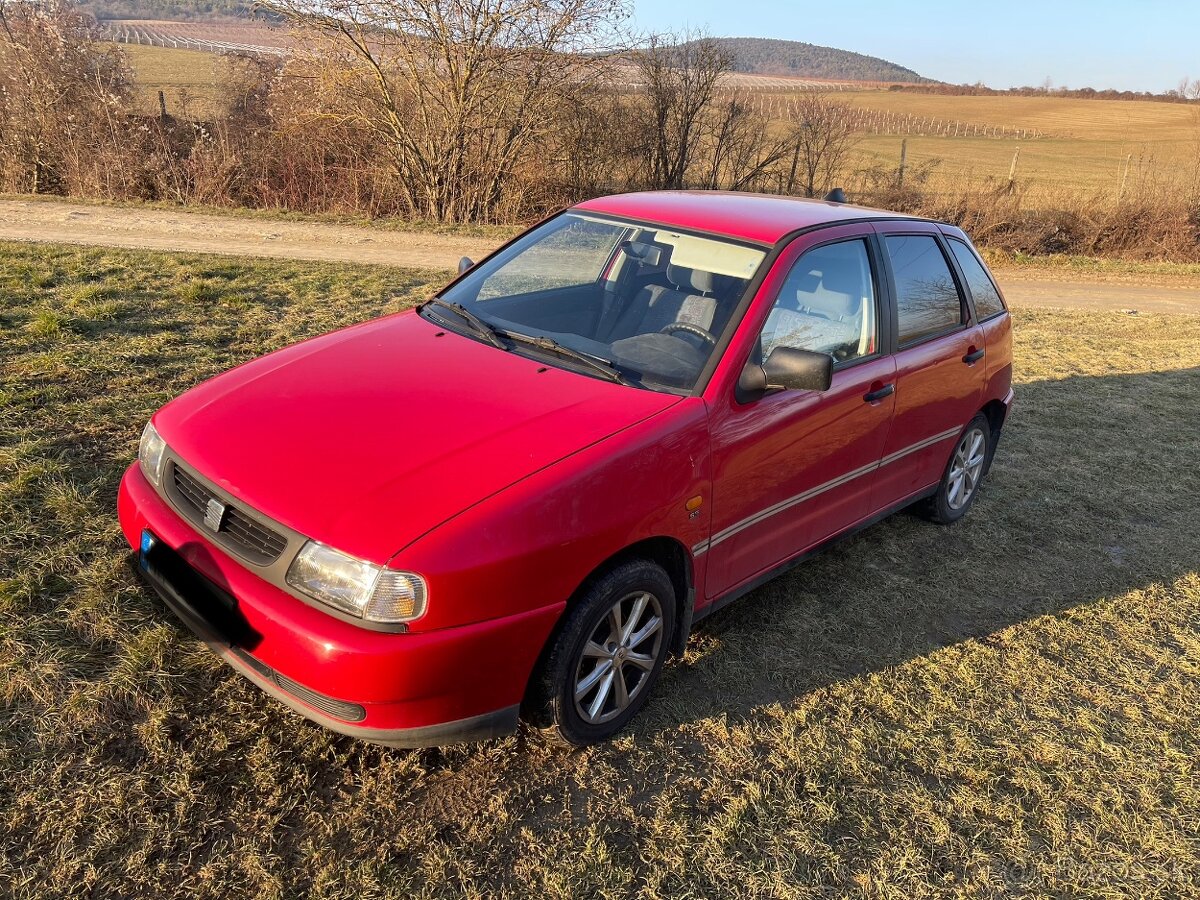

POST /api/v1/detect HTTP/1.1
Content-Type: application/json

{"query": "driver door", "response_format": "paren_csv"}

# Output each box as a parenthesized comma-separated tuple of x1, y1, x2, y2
(704, 231, 896, 599)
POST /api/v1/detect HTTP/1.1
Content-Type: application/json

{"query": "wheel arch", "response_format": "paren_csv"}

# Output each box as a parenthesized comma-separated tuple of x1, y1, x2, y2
(979, 398, 1009, 475)
(980, 398, 1008, 437)
(568, 536, 694, 656)
(519, 535, 695, 722)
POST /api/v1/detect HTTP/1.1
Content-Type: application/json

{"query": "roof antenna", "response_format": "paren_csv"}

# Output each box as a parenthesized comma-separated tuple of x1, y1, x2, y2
(825, 188, 846, 204)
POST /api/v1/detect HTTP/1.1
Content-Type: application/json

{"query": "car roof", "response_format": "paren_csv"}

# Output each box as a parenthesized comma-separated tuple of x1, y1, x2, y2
(574, 190, 924, 246)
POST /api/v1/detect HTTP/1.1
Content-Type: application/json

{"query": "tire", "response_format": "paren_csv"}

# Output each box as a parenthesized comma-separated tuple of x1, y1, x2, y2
(921, 414, 991, 524)
(526, 559, 676, 747)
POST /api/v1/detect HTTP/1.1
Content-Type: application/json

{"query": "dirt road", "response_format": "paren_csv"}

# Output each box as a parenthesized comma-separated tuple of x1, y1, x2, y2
(0, 198, 492, 271)
(4, 197, 1199, 314)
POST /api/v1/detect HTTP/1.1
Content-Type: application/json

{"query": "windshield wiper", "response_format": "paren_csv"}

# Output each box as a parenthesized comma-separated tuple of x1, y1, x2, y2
(422, 298, 507, 349)
(498, 330, 632, 386)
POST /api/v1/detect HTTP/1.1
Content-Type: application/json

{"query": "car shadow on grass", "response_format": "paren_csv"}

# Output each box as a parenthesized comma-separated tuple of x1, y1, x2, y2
(634, 364, 1200, 739)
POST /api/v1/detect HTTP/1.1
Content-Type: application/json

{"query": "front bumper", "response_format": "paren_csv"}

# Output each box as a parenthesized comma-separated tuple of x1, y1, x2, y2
(118, 463, 560, 746)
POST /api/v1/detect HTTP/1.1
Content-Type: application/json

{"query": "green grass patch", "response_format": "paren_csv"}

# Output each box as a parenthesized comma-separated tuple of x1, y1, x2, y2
(1, 241, 1199, 897)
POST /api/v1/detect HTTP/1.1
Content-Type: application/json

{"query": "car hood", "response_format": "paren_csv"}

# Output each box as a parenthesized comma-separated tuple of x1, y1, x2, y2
(155, 311, 679, 563)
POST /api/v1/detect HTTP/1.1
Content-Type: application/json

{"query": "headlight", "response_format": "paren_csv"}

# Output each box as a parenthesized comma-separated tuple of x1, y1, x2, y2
(286, 541, 427, 624)
(138, 421, 168, 486)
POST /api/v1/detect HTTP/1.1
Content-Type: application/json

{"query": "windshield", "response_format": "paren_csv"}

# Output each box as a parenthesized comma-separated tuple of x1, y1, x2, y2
(432, 212, 767, 392)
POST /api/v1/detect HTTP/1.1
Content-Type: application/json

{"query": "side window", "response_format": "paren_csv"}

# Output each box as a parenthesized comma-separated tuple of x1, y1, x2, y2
(760, 239, 878, 364)
(884, 235, 964, 345)
(948, 238, 1006, 320)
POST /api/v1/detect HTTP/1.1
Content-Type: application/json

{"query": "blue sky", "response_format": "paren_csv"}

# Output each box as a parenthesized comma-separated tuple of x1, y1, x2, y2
(631, 1, 1199, 93)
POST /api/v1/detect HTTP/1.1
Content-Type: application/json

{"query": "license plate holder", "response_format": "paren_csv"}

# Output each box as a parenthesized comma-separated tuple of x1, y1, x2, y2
(139, 530, 261, 649)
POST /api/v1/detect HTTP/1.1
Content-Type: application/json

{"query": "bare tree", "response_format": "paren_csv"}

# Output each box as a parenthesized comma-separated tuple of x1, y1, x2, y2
(259, 0, 629, 223)
(700, 96, 789, 191)
(633, 31, 732, 190)
(0, 0, 131, 195)
(782, 92, 859, 198)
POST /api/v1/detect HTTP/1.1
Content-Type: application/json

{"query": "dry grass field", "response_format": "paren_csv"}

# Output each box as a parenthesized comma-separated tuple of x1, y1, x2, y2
(841, 91, 1200, 141)
(2, 241, 1199, 897)
(832, 91, 1200, 199)
(123, 44, 231, 118)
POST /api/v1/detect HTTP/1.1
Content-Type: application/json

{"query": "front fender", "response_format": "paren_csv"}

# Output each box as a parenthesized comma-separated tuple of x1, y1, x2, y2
(396, 398, 712, 635)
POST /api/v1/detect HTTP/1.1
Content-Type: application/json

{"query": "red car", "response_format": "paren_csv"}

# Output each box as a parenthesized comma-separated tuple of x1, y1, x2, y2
(118, 191, 1013, 747)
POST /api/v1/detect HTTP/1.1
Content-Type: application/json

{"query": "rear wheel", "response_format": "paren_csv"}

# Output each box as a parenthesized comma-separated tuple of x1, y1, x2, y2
(527, 559, 675, 747)
(921, 414, 991, 524)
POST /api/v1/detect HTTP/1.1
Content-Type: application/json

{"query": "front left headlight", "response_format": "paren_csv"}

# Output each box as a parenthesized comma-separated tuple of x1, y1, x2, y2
(286, 541, 427, 624)
(138, 421, 168, 486)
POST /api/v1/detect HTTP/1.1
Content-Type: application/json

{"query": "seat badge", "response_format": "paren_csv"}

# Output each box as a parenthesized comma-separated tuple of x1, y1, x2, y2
(203, 497, 227, 532)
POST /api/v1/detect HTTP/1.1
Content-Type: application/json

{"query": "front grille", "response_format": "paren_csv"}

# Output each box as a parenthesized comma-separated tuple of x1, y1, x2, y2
(171, 463, 289, 566)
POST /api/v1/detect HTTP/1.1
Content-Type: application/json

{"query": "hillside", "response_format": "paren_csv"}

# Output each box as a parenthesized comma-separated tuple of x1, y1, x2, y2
(710, 37, 928, 83)
(80, 0, 259, 21)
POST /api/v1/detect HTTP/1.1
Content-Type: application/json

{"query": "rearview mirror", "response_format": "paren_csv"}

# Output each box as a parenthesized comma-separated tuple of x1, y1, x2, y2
(738, 347, 833, 399)
(457, 256, 474, 274)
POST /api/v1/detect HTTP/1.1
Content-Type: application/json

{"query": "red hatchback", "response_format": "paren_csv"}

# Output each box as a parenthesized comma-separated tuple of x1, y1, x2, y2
(118, 191, 1013, 747)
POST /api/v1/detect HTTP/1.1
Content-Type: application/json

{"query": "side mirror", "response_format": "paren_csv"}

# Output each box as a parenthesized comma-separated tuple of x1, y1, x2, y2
(457, 256, 474, 275)
(738, 347, 833, 399)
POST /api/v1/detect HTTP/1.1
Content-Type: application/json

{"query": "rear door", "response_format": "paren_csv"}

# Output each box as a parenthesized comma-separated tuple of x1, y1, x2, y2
(704, 228, 896, 598)
(945, 234, 1014, 410)
(870, 222, 986, 508)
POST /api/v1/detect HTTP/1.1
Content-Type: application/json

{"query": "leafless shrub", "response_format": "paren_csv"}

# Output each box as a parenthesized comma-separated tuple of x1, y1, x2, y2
(256, 0, 629, 223)
(631, 31, 732, 190)
(699, 96, 789, 191)
(780, 92, 859, 197)
(0, 0, 134, 195)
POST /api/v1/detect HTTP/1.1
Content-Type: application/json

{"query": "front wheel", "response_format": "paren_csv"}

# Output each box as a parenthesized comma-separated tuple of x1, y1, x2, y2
(921, 414, 991, 524)
(527, 559, 676, 747)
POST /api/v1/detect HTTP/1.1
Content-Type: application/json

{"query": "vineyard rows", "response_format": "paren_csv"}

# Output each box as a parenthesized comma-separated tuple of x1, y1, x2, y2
(719, 93, 1050, 139)
(103, 23, 286, 57)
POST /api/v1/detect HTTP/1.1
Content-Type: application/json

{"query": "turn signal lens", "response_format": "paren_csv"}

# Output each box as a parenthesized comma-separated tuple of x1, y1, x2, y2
(364, 571, 427, 623)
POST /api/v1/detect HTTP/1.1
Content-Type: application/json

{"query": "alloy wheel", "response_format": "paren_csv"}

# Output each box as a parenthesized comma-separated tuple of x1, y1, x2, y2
(572, 591, 664, 725)
(947, 425, 987, 510)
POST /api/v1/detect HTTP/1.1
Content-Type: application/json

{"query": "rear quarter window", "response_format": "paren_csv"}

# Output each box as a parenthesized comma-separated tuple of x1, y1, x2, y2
(948, 238, 1006, 320)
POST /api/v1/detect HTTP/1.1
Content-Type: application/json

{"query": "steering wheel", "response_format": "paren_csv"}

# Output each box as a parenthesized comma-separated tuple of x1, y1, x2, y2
(660, 321, 717, 348)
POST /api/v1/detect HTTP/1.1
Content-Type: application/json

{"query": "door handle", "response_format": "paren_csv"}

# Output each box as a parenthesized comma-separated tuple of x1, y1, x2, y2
(963, 347, 985, 364)
(863, 383, 895, 403)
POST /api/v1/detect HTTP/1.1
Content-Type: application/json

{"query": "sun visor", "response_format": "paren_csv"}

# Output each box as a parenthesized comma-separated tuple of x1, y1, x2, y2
(652, 230, 764, 280)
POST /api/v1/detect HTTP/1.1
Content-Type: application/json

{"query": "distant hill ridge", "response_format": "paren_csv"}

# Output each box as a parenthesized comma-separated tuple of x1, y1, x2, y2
(80, 1, 929, 84)
(705, 37, 929, 84)
(81, 0, 259, 21)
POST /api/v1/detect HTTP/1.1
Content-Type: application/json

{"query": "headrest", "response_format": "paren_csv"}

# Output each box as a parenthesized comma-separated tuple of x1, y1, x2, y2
(819, 263, 862, 297)
(667, 264, 713, 294)
(792, 270, 821, 295)
(811, 243, 865, 297)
